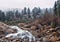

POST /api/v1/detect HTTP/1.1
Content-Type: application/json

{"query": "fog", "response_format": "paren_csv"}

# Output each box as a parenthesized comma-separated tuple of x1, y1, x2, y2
(0, 0, 57, 9)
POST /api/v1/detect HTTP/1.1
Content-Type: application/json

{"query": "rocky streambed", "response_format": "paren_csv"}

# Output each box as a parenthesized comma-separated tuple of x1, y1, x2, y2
(0, 22, 36, 42)
(0, 22, 60, 42)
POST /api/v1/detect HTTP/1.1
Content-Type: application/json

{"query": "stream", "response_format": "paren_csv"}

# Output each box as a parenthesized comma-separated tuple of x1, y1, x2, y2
(5, 26, 35, 42)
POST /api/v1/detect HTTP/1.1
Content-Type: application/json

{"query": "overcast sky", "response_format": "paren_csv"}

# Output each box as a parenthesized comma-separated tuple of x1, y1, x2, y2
(0, 0, 57, 9)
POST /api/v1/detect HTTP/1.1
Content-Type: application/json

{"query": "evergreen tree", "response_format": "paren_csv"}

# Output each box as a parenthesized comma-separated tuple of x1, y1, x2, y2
(23, 7, 27, 15)
(6, 11, 14, 21)
(32, 7, 39, 18)
(27, 8, 30, 14)
(0, 10, 5, 21)
(27, 8, 31, 18)
(15, 10, 20, 18)
(38, 7, 41, 13)
(57, 1, 60, 17)
(1, 12, 5, 21)
(54, 1, 57, 16)
(0, 10, 2, 21)
(44, 8, 49, 18)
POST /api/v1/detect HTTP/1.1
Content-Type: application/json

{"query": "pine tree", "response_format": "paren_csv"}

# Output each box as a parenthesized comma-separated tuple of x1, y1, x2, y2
(23, 7, 27, 15)
(54, 1, 57, 16)
(57, 1, 60, 17)
(27, 8, 30, 14)
(0, 10, 5, 21)
(27, 8, 31, 18)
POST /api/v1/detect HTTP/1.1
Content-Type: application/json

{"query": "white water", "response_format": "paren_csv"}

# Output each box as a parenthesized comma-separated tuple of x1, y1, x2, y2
(5, 26, 35, 42)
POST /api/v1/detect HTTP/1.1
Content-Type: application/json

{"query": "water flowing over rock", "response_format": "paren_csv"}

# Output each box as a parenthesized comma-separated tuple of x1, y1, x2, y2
(5, 26, 35, 42)
(0, 22, 60, 42)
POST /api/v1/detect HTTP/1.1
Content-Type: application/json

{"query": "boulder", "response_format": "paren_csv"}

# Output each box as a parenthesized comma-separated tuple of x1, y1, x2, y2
(43, 37, 50, 42)
(0, 22, 17, 37)
(23, 24, 31, 28)
(31, 26, 37, 31)
(50, 36, 57, 42)
(18, 23, 26, 27)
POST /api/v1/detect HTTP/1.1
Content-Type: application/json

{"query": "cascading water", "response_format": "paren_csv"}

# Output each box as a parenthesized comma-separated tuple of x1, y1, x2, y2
(5, 26, 35, 42)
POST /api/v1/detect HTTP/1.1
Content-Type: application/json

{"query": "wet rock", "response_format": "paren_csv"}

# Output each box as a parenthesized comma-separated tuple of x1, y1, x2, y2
(5, 26, 35, 42)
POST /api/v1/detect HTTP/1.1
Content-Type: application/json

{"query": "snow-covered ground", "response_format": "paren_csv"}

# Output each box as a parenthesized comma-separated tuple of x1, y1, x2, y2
(5, 26, 35, 42)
